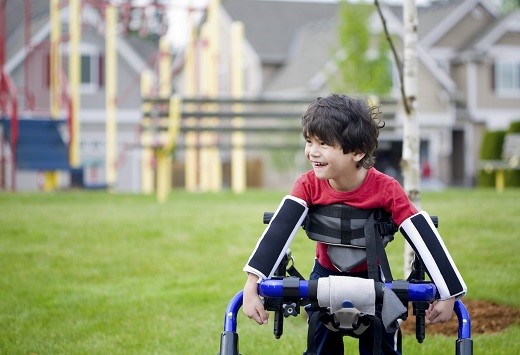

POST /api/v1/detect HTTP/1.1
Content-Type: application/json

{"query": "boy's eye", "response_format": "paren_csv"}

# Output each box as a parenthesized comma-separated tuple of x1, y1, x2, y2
(319, 141, 328, 147)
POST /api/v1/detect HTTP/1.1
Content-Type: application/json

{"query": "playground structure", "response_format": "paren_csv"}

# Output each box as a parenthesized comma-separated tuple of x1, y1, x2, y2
(140, 95, 315, 196)
(0, 0, 324, 201)
(0, 0, 309, 199)
(0, 0, 172, 194)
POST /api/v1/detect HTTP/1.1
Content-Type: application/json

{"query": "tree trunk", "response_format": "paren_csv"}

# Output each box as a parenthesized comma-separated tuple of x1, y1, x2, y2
(402, 0, 421, 277)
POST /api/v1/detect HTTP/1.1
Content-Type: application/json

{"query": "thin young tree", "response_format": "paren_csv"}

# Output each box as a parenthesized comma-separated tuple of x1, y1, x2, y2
(401, 0, 421, 276)
(375, 0, 420, 276)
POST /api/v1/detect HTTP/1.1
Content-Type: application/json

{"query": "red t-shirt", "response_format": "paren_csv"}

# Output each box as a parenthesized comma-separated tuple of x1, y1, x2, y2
(290, 167, 418, 272)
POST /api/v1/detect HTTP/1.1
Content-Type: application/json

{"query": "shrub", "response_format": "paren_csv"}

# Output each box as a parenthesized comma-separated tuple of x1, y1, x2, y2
(477, 130, 506, 187)
(505, 120, 520, 187)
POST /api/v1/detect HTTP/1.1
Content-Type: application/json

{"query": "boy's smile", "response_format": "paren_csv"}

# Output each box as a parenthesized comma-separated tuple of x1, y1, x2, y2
(311, 161, 327, 167)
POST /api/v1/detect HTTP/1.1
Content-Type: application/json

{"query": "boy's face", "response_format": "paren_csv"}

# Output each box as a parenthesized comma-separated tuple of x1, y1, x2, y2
(305, 136, 365, 182)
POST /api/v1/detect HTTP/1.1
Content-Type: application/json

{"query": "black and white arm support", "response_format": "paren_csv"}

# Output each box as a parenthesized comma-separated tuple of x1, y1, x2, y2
(243, 195, 308, 280)
(399, 211, 467, 300)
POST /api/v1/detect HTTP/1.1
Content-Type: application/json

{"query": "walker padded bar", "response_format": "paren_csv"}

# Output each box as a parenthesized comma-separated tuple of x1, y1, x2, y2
(399, 211, 467, 300)
(257, 278, 437, 303)
(244, 196, 308, 279)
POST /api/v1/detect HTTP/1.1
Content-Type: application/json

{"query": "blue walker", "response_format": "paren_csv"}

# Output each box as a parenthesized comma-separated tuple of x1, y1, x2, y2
(218, 276, 472, 355)
(219, 212, 473, 355)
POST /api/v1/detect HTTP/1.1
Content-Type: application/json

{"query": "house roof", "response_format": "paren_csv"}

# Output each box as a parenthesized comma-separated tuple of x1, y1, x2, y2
(222, 0, 337, 64)
(472, 9, 520, 53)
(264, 18, 338, 94)
(420, 0, 499, 48)
(417, 0, 466, 39)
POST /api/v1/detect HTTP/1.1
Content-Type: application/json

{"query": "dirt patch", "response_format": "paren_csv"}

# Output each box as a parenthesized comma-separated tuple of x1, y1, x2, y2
(399, 299, 520, 336)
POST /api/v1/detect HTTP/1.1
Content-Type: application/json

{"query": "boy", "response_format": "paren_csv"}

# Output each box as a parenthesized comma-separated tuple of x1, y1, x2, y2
(242, 94, 466, 354)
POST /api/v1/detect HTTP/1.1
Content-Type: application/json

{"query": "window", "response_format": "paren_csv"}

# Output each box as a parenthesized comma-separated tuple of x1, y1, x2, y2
(81, 55, 92, 84)
(61, 44, 104, 94)
(79, 52, 104, 93)
(494, 60, 520, 96)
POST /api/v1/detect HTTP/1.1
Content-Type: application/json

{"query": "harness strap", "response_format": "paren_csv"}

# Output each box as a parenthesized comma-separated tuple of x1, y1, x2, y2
(340, 205, 351, 245)
(286, 264, 305, 280)
(364, 213, 393, 282)
(308, 205, 374, 219)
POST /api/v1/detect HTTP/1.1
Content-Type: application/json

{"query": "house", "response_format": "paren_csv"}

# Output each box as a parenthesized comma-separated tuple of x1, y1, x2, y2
(218, 0, 520, 187)
(1, 0, 164, 191)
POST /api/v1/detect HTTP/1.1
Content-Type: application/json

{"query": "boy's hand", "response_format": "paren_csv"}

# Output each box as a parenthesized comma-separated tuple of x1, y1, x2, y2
(426, 298, 455, 325)
(243, 274, 269, 325)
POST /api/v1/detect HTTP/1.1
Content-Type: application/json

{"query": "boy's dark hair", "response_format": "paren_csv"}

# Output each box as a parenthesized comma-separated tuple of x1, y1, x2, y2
(301, 93, 385, 169)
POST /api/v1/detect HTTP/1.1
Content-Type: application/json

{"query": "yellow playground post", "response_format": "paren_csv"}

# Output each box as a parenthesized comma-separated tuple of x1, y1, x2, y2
(45, 0, 61, 191)
(183, 17, 198, 192)
(105, 3, 117, 189)
(140, 70, 155, 195)
(156, 95, 181, 203)
(199, 0, 222, 192)
(230, 21, 246, 194)
(156, 37, 173, 203)
(68, 0, 81, 168)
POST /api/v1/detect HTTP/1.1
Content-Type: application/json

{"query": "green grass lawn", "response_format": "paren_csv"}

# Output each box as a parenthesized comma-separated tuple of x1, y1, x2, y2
(0, 188, 519, 354)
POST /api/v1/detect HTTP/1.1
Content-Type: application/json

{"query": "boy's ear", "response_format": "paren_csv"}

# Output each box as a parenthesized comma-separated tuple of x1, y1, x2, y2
(352, 151, 365, 162)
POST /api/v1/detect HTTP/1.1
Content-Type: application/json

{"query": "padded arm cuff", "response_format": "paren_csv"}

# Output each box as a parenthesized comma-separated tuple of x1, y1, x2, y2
(243, 195, 308, 280)
(399, 211, 467, 300)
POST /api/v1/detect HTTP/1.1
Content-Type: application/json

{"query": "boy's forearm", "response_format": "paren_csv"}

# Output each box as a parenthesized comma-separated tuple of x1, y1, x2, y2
(244, 273, 260, 294)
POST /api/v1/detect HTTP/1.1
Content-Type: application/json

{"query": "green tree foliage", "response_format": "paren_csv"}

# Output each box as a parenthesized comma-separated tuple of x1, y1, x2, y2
(331, 1, 392, 95)
(499, 0, 520, 14)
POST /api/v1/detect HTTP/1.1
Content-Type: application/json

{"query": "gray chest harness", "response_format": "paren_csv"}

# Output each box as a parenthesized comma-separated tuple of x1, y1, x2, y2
(304, 204, 397, 281)
(301, 205, 405, 354)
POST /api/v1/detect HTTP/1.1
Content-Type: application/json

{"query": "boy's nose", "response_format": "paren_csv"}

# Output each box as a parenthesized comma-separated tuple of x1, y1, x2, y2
(308, 146, 320, 156)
